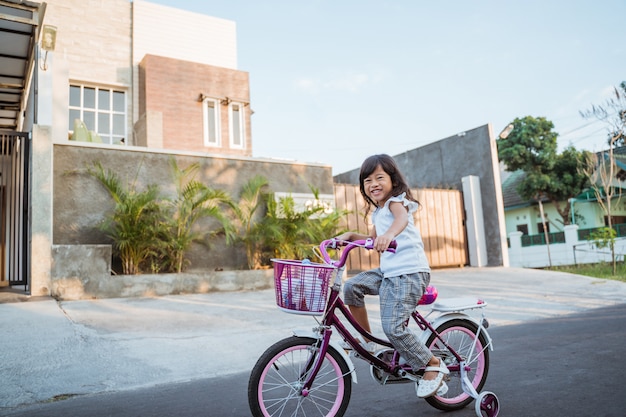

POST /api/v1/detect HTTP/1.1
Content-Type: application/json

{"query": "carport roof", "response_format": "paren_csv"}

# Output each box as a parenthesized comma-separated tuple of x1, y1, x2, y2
(0, 0, 45, 131)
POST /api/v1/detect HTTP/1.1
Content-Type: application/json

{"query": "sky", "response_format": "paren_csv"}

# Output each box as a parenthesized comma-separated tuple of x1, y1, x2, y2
(152, 0, 626, 175)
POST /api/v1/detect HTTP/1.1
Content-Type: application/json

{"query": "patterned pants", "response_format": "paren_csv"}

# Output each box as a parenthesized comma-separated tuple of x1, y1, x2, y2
(344, 268, 433, 369)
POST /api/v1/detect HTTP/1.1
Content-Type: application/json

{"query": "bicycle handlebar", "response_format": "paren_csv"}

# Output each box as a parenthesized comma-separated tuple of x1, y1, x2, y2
(319, 238, 397, 267)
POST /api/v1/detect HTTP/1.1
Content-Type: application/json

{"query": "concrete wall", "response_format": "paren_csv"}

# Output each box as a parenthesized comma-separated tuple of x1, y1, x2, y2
(132, 0, 237, 70)
(508, 225, 626, 268)
(334, 124, 509, 266)
(50, 245, 111, 299)
(31, 126, 54, 296)
(132, 0, 237, 127)
(52, 142, 334, 271)
(42, 0, 242, 151)
(50, 244, 274, 300)
(43, 0, 133, 138)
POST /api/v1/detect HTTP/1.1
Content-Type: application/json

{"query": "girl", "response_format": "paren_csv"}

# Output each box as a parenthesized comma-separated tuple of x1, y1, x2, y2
(335, 154, 449, 398)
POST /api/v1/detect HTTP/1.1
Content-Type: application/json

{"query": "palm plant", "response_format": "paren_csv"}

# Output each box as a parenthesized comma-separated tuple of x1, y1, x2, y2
(260, 187, 349, 262)
(233, 175, 270, 269)
(89, 162, 163, 275)
(161, 159, 236, 273)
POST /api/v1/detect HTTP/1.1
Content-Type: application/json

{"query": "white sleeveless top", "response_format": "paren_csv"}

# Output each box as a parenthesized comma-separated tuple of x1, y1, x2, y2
(372, 193, 431, 277)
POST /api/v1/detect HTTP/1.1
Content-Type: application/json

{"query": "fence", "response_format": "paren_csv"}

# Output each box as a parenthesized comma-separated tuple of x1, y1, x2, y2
(508, 225, 626, 268)
(0, 131, 30, 288)
(333, 184, 468, 273)
(577, 223, 626, 241)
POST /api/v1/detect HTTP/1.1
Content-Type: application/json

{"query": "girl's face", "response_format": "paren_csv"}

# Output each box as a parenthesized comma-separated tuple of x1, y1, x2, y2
(363, 165, 393, 206)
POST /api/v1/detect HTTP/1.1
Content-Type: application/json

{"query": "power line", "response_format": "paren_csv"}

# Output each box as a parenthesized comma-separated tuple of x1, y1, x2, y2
(568, 127, 609, 145)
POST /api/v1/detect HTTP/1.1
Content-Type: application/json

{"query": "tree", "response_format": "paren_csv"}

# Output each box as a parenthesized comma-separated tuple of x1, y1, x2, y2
(497, 116, 558, 173)
(579, 81, 626, 275)
(497, 116, 591, 227)
(534, 146, 593, 226)
(586, 81, 626, 148)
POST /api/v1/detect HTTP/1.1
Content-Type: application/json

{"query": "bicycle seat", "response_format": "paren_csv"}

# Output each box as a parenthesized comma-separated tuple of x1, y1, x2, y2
(432, 297, 487, 312)
(418, 285, 438, 305)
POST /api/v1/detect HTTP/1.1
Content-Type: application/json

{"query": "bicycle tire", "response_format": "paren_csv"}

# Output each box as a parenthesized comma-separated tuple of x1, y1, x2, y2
(248, 336, 352, 417)
(423, 318, 490, 411)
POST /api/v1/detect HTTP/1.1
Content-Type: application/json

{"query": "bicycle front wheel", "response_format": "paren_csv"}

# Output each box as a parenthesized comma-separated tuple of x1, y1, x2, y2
(248, 336, 352, 417)
(424, 319, 490, 411)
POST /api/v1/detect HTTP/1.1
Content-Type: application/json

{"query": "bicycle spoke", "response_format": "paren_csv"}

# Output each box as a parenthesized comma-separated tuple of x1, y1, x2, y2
(249, 337, 352, 417)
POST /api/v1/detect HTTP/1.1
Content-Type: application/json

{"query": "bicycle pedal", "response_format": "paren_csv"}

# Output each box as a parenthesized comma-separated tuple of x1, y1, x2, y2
(396, 369, 418, 382)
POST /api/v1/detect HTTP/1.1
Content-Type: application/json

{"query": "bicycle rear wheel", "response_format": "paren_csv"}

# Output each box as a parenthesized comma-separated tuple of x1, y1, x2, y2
(248, 336, 352, 417)
(424, 319, 490, 411)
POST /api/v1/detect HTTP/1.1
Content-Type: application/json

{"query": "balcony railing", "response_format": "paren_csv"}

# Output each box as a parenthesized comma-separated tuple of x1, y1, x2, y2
(578, 223, 626, 241)
(520, 231, 566, 247)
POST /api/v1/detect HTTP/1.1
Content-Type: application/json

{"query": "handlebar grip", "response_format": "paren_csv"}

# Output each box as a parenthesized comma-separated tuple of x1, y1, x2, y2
(363, 238, 397, 253)
(319, 238, 398, 267)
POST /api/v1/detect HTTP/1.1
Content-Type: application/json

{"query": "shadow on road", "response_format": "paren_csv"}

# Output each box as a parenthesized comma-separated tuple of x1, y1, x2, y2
(5, 304, 626, 417)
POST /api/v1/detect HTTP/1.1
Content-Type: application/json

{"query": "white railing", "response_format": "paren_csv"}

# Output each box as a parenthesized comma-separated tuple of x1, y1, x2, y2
(508, 225, 626, 268)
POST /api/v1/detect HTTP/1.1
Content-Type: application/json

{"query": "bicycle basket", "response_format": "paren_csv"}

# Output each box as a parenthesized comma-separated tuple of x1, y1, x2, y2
(272, 259, 334, 315)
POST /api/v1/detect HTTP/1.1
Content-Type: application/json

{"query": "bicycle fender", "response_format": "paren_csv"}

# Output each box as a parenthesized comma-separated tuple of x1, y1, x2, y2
(419, 313, 494, 351)
(291, 329, 358, 383)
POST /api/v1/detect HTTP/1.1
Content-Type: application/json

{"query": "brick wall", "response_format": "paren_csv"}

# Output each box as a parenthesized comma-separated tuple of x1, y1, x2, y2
(140, 54, 252, 156)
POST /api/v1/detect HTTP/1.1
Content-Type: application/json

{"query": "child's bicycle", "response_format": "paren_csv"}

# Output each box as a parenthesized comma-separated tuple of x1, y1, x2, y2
(248, 238, 499, 417)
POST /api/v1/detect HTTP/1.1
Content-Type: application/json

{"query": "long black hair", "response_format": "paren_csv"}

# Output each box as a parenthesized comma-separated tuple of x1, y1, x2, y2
(358, 154, 418, 217)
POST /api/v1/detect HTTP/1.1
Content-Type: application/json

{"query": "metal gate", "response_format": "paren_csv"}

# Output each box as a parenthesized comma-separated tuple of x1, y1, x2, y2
(0, 131, 30, 290)
(334, 184, 468, 273)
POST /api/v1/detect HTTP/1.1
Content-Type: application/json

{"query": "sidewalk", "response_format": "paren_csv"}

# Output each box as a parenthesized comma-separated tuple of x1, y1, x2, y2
(1, 267, 626, 410)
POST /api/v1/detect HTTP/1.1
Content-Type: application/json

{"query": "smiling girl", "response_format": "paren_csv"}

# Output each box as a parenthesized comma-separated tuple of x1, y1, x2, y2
(335, 154, 449, 398)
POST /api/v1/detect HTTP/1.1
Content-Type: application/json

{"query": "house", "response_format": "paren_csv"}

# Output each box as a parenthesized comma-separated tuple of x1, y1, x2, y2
(1, 0, 509, 299)
(0, 0, 334, 297)
(501, 150, 626, 267)
(502, 151, 626, 237)
(335, 124, 510, 268)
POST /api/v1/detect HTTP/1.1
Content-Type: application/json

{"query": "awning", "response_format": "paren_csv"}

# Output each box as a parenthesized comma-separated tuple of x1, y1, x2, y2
(0, 0, 45, 131)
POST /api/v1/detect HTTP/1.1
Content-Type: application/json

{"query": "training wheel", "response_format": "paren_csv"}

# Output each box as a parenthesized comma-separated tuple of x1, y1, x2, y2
(475, 391, 499, 417)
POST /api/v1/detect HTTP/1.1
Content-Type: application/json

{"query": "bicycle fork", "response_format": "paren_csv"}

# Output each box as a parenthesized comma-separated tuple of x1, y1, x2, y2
(295, 327, 357, 397)
(462, 310, 492, 400)
(421, 309, 493, 399)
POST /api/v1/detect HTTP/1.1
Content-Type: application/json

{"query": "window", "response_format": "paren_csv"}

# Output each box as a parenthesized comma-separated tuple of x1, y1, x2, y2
(69, 84, 126, 145)
(516, 224, 528, 235)
(605, 216, 626, 226)
(203, 97, 221, 146)
(537, 222, 550, 234)
(229, 102, 245, 148)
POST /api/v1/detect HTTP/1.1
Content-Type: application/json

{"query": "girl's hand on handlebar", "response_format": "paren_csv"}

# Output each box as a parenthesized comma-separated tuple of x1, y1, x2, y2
(374, 232, 395, 253)
(319, 237, 396, 266)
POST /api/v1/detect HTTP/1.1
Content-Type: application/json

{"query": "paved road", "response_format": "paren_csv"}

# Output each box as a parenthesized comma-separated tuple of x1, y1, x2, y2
(1, 267, 626, 415)
(3, 303, 626, 417)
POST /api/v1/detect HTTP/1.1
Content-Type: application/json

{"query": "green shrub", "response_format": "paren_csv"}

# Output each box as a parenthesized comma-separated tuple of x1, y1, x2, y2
(89, 159, 235, 274)
(88, 162, 163, 275)
(158, 159, 235, 273)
